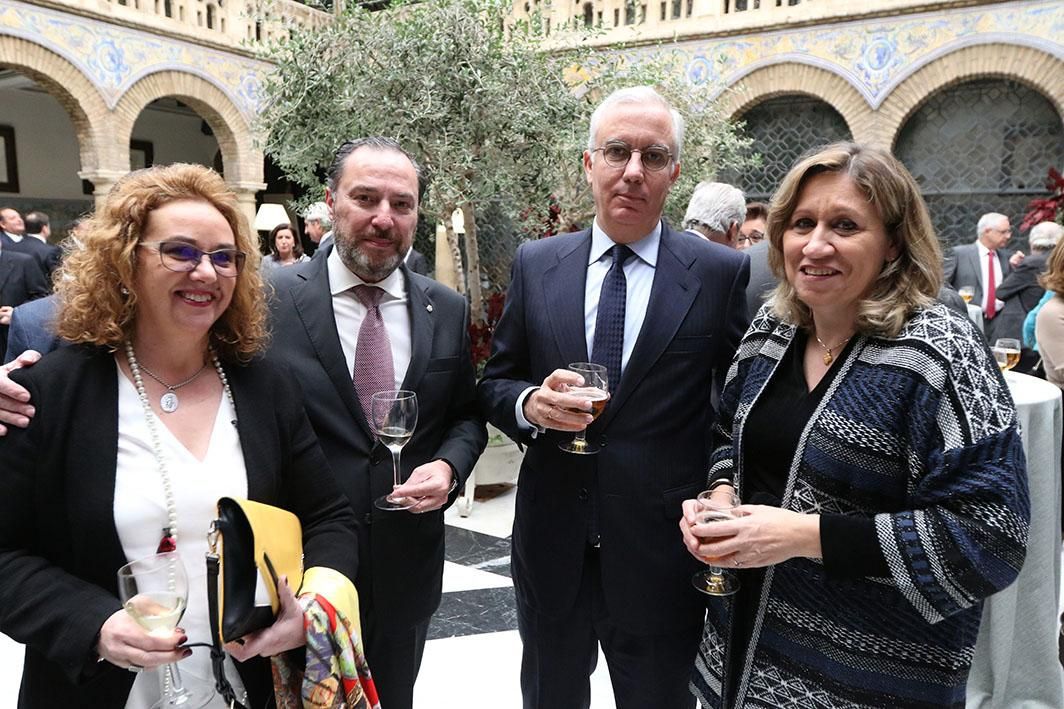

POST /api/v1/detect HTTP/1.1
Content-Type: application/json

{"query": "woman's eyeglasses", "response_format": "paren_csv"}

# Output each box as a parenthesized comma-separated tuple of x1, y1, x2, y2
(138, 241, 246, 277)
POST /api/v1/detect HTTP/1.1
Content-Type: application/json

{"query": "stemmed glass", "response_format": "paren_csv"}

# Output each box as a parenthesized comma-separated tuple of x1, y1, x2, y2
(117, 552, 213, 709)
(558, 362, 610, 455)
(691, 490, 741, 597)
(993, 338, 1022, 374)
(371, 389, 418, 511)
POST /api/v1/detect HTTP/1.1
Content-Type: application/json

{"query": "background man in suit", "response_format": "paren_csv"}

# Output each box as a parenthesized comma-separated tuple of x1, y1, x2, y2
(681, 181, 745, 247)
(0, 244, 48, 360)
(268, 137, 486, 709)
(478, 87, 749, 709)
(944, 211, 1024, 340)
(21, 212, 61, 284)
(0, 207, 24, 244)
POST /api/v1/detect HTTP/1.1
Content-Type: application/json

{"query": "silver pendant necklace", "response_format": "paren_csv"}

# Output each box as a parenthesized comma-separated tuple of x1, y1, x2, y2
(134, 356, 209, 413)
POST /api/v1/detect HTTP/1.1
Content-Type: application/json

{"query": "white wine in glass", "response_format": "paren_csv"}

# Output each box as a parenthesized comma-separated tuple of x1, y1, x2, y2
(958, 286, 975, 304)
(994, 338, 1021, 371)
(117, 552, 213, 709)
(691, 490, 741, 597)
(558, 362, 609, 455)
(371, 389, 419, 511)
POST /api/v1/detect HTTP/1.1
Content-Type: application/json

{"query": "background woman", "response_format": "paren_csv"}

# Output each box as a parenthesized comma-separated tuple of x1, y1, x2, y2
(681, 143, 1028, 708)
(261, 222, 308, 271)
(0, 164, 362, 708)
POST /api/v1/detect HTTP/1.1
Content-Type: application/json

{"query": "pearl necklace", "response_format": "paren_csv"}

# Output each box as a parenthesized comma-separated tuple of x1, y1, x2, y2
(124, 342, 238, 550)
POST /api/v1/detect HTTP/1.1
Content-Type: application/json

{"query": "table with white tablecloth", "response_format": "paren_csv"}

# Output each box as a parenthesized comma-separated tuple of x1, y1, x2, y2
(967, 372, 1064, 708)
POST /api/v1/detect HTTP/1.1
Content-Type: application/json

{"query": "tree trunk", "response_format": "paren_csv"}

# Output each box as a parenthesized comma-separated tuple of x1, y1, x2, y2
(445, 217, 466, 296)
(461, 202, 483, 324)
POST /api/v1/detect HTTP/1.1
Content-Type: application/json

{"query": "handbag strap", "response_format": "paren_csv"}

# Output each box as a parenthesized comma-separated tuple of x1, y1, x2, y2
(206, 548, 249, 709)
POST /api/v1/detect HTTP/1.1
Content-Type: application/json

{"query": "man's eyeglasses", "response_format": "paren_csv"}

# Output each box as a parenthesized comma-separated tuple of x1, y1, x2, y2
(139, 241, 246, 277)
(592, 141, 674, 172)
(738, 231, 764, 245)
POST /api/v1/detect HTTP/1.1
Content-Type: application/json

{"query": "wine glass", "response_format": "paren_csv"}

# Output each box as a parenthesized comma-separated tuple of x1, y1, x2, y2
(558, 362, 609, 455)
(691, 490, 741, 597)
(117, 552, 213, 709)
(371, 389, 418, 511)
(994, 338, 1021, 372)
(958, 286, 975, 304)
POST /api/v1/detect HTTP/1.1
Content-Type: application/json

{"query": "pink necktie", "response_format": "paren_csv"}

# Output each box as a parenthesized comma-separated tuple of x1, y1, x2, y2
(352, 285, 395, 425)
(986, 252, 997, 319)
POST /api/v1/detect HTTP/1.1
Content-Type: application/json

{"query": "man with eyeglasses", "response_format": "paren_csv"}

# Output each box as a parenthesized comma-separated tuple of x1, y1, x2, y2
(944, 212, 1025, 341)
(479, 86, 749, 709)
(681, 181, 745, 248)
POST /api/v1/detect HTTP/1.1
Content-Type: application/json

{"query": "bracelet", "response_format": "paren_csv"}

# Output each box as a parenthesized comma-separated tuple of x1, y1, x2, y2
(707, 478, 734, 491)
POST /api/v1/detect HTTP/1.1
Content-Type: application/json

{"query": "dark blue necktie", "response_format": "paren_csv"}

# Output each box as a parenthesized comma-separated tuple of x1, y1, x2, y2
(591, 244, 635, 393)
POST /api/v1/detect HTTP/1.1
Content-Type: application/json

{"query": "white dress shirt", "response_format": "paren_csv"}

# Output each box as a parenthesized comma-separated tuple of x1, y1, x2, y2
(516, 220, 661, 430)
(3, 230, 21, 243)
(328, 247, 412, 390)
(975, 240, 1005, 315)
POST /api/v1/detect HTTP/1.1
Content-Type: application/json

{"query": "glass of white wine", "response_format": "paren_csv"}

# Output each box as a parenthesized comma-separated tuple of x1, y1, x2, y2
(558, 362, 610, 455)
(958, 286, 975, 304)
(117, 552, 213, 709)
(994, 338, 1022, 372)
(691, 490, 741, 597)
(371, 389, 419, 511)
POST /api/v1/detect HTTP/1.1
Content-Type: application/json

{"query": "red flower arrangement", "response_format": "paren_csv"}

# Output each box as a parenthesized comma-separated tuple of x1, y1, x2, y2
(1021, 167, 1064, 231)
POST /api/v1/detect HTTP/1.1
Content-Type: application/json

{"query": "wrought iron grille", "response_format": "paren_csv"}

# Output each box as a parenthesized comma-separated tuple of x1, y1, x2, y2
(895, 79, 1063, 250)
(721, 94, 852, 201)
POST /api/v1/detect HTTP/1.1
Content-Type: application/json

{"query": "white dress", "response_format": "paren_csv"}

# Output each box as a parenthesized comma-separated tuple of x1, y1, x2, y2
(113, 364, 251, 709)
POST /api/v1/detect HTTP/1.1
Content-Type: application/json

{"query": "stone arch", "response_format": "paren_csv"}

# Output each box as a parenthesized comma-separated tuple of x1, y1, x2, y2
(0, 35, 111, 176)
(719, 62, 875, 145)
(113, 70, 264, 187)
(881, 43, 1064, 152)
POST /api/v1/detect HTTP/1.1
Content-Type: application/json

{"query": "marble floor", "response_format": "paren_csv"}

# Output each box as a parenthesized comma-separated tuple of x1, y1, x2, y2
(0, 484, 618, 708)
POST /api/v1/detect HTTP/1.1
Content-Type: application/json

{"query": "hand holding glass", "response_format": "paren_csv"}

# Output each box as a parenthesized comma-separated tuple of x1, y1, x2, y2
(371, 390, 418, 511)
(116, 552, 213, 709)
(558, 362, 609, 455)
(691, 490, 741, 597)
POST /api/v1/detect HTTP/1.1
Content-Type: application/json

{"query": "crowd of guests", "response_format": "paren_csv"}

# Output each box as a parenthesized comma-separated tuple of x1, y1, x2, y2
(0, 84, 1044, 709)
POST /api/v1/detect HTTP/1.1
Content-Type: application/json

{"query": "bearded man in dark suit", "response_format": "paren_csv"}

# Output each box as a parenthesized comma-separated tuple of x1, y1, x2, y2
(479, 87, 749, 709)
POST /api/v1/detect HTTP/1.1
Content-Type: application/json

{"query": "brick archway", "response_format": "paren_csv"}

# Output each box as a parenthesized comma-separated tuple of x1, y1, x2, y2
(0, 35, 111, 176)
(720, 62, 874, 145)
(114, 70, 264, 187)
(882, 43, 1064, 151)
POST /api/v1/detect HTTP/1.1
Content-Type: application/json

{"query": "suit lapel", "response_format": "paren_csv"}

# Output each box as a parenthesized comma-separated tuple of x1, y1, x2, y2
(544, 232, 592, 365)
(401, 267, 434, 392)
(289, 258, 373, 438)
(598, 226, 699, 427)
(230, 366, 272, 502)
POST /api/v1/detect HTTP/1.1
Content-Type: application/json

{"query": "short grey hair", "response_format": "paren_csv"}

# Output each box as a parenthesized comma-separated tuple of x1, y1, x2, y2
(587, 86, 685, 162)
(976, 212, 1008, 237)
(1029, 221, 1064, 251)
(683, 182, 745, 233)
(303, 201, 331, 227)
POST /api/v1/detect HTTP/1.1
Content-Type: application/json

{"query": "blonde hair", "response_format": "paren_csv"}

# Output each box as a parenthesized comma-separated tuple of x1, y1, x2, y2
(1040, 233, 1064, 293)
(766, 143, 942, 338)
(55, 163, 267, 361)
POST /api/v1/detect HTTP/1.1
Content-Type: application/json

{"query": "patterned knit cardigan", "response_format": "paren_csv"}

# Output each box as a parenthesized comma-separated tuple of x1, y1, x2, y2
(692, 303, 1030, 709)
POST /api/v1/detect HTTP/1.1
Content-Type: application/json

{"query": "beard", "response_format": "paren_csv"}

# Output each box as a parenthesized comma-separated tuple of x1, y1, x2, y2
(334, 223, 409, 283)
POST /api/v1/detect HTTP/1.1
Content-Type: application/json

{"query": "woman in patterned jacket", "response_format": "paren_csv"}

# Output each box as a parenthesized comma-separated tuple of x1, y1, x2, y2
(680, 143, 1029, 708)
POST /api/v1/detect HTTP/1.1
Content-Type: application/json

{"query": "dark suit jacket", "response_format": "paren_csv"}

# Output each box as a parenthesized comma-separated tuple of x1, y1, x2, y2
(0, 248, 49, 357)
(2, 233, 60, 285)
(406, 247, 430, 277)
(478, 223, 749, 635)
(744, 240, 776, 324)
(944, 242, 1014, 340)
(4, 294, 60, 363)
(268, 248, 486, 630)
(995, 251, 1049, 343)
(0, 346, 360, 709)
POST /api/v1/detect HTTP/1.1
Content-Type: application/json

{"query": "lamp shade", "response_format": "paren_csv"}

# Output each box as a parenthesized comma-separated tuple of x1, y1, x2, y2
(254, 203, 290, 232)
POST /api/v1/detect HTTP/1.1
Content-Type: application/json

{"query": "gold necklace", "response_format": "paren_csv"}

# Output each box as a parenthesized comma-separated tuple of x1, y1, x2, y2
(814, 333, 852, 366)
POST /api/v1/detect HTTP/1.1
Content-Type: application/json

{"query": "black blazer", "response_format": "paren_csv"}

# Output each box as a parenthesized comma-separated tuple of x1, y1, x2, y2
(0, 248, 49, 357)
(268, 249, 486, 629)
(0, 346, 360, 709)
(478, 223, 749, 635)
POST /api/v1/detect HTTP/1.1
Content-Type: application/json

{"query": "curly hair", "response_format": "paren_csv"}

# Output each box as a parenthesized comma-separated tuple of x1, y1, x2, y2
(765, 143, 942, 338)
(54, 163, 268, 361)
